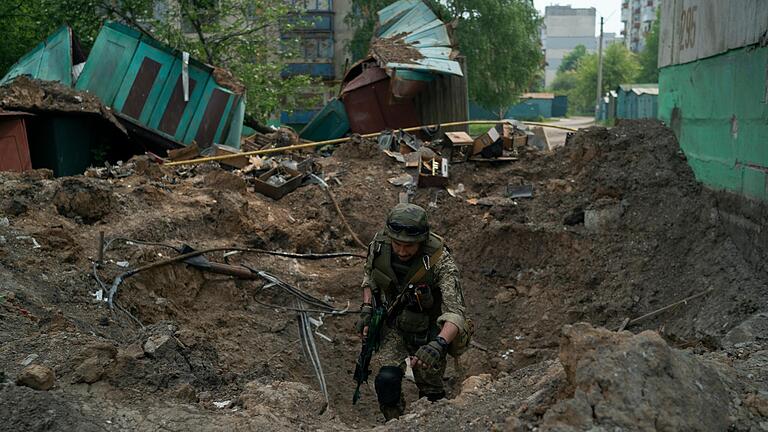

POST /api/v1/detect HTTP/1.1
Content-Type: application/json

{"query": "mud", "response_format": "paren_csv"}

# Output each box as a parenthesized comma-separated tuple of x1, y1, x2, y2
(0, 120, 766, 430)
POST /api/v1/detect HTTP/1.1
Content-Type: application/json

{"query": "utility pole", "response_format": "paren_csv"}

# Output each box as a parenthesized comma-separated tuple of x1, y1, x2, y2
(595, 16, 604, 121)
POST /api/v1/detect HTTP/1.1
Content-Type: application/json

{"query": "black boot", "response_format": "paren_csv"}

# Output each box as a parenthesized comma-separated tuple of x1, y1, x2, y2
(419, 390, 446, 402)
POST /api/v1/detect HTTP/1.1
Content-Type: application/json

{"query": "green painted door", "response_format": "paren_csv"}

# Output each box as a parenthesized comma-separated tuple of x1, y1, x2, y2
(146, 58, 210, 143)
(75, 23, 140, 105)
(112, 42, 175, 125)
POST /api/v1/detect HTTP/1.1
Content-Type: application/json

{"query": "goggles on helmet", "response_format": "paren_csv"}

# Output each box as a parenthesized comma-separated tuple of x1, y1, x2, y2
(387, 221, 427, 237)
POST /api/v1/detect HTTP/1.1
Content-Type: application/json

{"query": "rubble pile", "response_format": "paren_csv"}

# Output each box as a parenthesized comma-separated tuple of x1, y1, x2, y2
(0, 120, 766, 430)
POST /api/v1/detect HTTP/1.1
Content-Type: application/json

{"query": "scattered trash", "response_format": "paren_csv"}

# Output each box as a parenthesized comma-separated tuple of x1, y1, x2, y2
(417, 157, 449, 188)
(92, 289, 104, 302)
(506, 184, 534, 199)
(116, 261, 130, 268)
(388, 174, 414, 186)
(443, 132, 474, 162)
(501, 348, 515, 360)
(16, 236, 41, 249)
(213, 400, 233, 409)
(446, 183, 465, 198)
(473, 126, 503, 158)
(251, 166, 305, 200)
(20, 354, 38, 366)
(0, 217, 9, 227)
(404, 357, 416, 382)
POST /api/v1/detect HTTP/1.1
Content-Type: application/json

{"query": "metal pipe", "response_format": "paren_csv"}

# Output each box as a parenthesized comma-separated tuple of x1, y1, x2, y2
(164, 119, 578, 167)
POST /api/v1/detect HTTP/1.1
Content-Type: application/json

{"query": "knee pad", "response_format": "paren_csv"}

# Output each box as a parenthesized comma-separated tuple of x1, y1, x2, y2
(375, 366, 403, 406)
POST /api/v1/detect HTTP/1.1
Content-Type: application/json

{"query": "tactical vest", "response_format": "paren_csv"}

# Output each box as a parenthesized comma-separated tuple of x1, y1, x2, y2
(368, 231, 445, 345)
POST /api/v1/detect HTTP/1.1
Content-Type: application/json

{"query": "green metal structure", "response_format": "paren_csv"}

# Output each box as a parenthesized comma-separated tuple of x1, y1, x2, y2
(658, 0, 768, 201)
(658, 47, 768, 200)
(76, 21, 243, 150)
(0, 26, 82, 87)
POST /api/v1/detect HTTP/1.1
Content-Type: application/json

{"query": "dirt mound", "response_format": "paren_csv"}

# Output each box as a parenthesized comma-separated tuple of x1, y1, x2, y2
(386, 323, 767, 431)
(0, 76, 126, 133)
(0, 119, 766, 430)
(544, 323, 741, 431)
(53, 178, 114, 224)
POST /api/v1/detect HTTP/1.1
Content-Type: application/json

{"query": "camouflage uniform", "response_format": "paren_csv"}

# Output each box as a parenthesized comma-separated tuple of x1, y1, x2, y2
(361, 229, 472, 418)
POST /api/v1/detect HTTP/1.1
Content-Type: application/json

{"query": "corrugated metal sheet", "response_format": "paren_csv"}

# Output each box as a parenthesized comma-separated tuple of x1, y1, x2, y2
(0, 26, 81, 86)
(659, 0, 768, 67)
(374, 0, 463, 77)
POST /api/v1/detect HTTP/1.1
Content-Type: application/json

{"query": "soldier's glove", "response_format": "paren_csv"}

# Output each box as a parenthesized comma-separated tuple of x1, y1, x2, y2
(355, 304, 373, 335)
(415, 336, 449, 369)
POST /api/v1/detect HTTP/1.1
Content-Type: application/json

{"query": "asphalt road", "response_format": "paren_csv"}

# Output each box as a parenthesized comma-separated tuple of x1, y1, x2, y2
(543, 116, 596, 149)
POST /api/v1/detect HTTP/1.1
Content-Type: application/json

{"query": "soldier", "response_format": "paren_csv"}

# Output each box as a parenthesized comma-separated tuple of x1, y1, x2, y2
(356, 203, 472, 420)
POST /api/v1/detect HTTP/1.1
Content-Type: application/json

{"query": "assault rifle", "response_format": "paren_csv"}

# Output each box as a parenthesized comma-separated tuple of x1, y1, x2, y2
(352, 287, 416, 404)
(352, 298, 384, 404)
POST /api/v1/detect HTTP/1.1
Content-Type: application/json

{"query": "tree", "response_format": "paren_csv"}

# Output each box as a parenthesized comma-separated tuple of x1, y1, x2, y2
(0, 0, 313, 122)
(557, 44, 587, 74)
(552, 43, 639, 114)
(345, 0, 543, 113)
(637, 8, 660, 83)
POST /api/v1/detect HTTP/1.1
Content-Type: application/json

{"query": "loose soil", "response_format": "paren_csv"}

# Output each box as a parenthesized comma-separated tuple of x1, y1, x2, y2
(1, 120, 767, 431)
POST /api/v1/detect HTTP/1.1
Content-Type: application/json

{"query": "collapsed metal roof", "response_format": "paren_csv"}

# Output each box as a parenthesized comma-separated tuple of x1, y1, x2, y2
(371, 0, 463, 77)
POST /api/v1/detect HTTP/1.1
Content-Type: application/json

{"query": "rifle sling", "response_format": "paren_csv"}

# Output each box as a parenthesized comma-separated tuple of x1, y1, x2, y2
(387, 245, 444, 317)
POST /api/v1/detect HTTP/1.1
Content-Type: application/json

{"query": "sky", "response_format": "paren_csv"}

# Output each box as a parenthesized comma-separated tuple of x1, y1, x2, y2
(532, 0, 624, 37)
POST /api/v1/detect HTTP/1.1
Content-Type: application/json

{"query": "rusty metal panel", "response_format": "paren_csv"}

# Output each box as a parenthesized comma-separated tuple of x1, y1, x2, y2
(0, 117, 32, 172)
(158, 76, 198, 135)
(121, 57, 162, 120)
(194, 88, 231, 148)
(342, 66, 419, 134)
(341, 66, 389, 94)
(343, 84, 388, 133)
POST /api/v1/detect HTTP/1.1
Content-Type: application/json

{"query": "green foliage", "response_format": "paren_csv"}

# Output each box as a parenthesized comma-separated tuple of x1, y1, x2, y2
(557, 44, 587, 74)
(345, 0, 542, 113)
(637, 8, 660, 83)
(550, 43, 640, 115)
(0, 0, 314, 122)
(0, 0, 104, 75)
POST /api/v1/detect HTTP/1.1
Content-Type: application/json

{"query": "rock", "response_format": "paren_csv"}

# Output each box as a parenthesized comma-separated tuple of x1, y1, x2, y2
(72, 342, 118, 384)
(197, 391, 212, 402)
(584, 199, 625, 231)
(745, 392, 768, 418)
(52, 178, 113, 224)
(120, 343, 145, 360)
(143, 335, 175, 357)
(238, 381, 325, 419)
(452, 374, 493, 407)
(541, 323, 735, 432)
(74, 356, 105, 384)
(722, 313, 768, 348)
(16, 364, 55, 391)
(173, 383, 198, 403)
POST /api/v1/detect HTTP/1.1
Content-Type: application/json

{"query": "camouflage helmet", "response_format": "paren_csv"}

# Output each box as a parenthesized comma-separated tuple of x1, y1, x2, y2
(386, 203, 429, 243)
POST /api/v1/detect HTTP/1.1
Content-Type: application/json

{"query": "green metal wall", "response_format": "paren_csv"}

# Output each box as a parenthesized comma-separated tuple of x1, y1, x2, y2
(658, 45, 768, 201)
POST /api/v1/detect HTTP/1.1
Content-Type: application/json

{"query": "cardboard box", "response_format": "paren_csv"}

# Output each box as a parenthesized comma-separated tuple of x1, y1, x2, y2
(472, 126, 502, 157)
